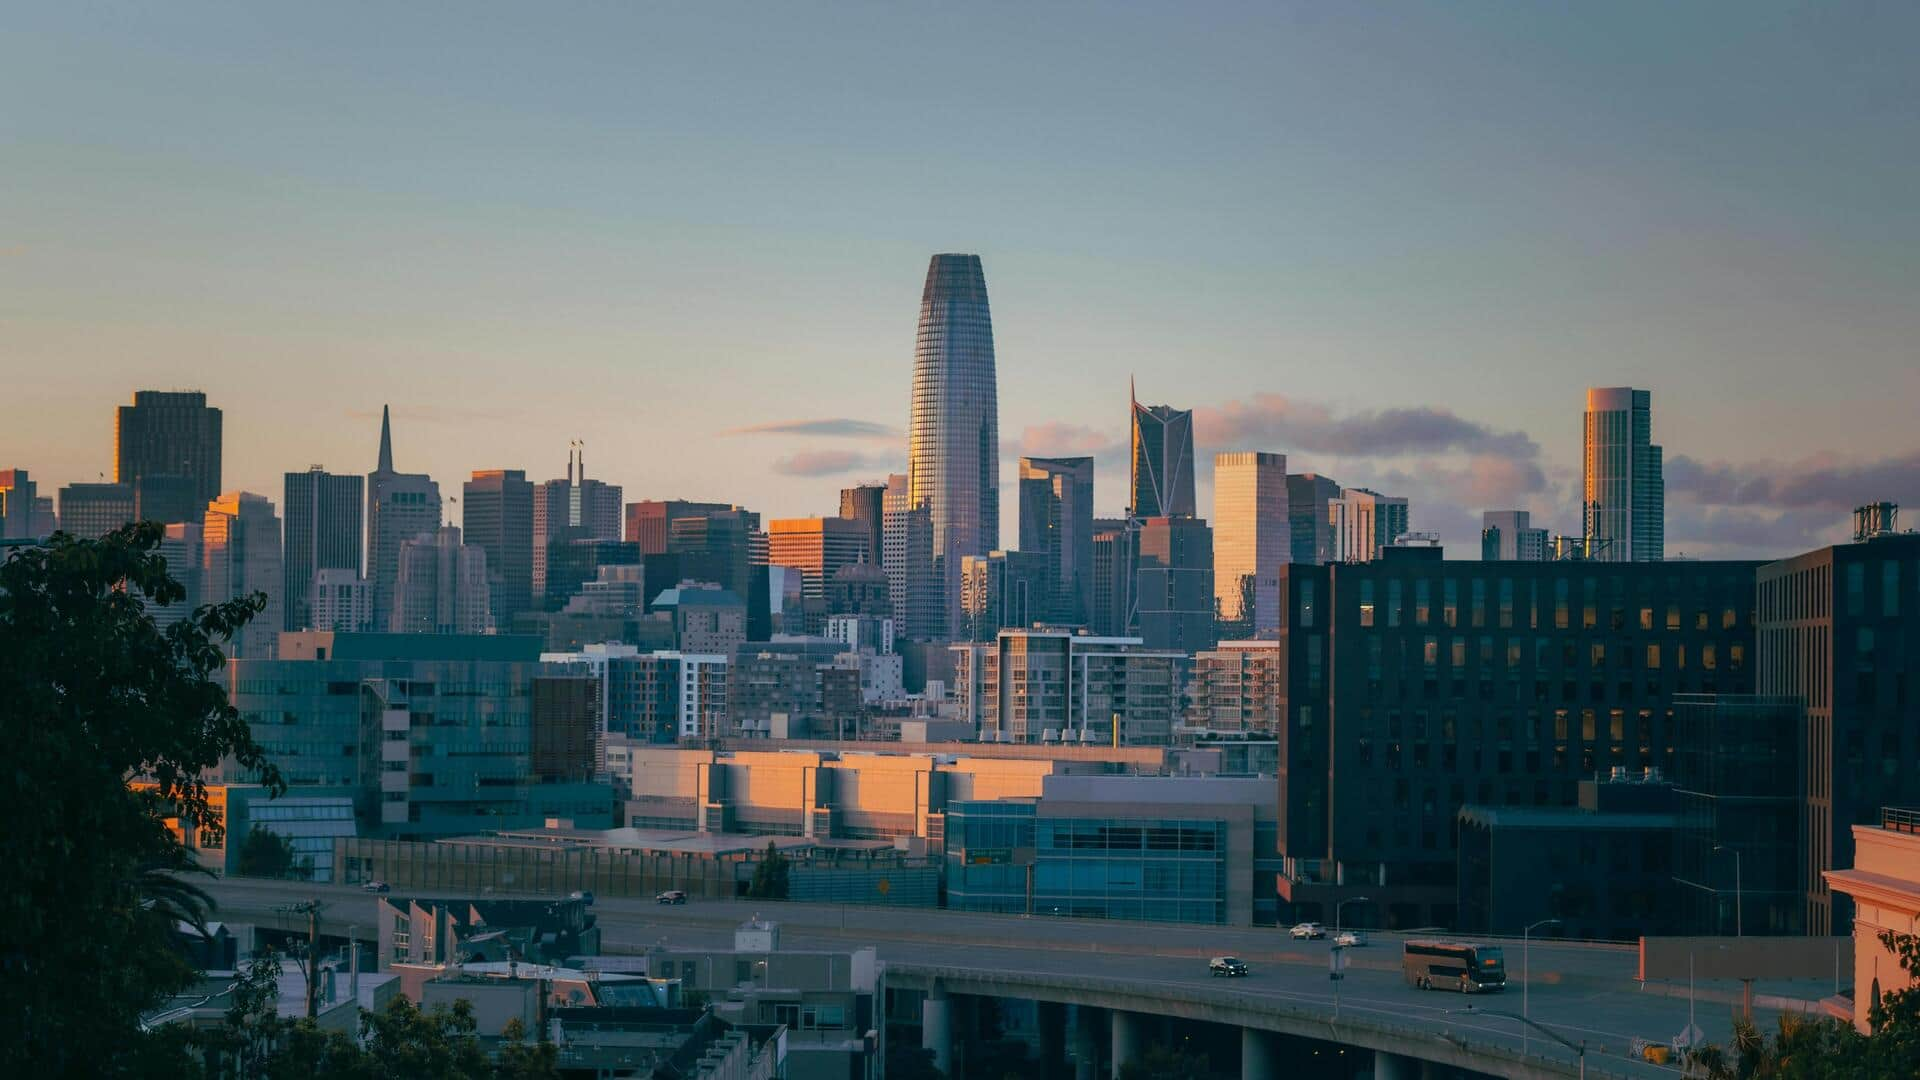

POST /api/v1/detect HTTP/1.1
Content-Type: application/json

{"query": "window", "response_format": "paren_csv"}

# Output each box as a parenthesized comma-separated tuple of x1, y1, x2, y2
(1499, 578, 1514, 629)
(1388, 580, 1403, 627)
(1416, 580, 1431, 626)
(1555, 580, 1570, 629)
(1471, 579, 1486, 628)
(1646, 644, 1661, 670)
(1300, 579, 1317, 628)
(1886, 562, 1902, 617)
(1443, 579, 1458, 627)
(1359, 580, 1375, 627)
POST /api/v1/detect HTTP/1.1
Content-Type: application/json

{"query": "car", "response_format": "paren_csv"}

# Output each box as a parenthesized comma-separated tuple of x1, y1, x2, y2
(1209, 956, 1249, 977)
(656, 889, 688, 905)
(569, 889, 595, 906)
(1334, 930, 1367, 948)
(361, 880, 389, 894)
(1289, 922, 1327, 940)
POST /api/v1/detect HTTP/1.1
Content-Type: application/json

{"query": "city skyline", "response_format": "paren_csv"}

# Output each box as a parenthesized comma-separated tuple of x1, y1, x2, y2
(8, 5, 1920, 562)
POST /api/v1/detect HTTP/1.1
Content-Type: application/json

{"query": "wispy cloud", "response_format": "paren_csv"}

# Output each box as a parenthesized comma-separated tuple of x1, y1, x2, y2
(1666, 450, 1920, 511)
(1013, 422, 1123, 459)
(769, 449, 901, 477)
(1194, 394, 1538, 459)
(725, 418, 900, 439)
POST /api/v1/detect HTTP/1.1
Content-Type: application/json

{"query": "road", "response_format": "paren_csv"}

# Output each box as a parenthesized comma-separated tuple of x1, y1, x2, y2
(208, 878, 1832, 1078)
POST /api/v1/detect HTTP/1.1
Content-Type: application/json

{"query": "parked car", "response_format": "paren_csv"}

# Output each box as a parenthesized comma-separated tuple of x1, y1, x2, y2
(656, 889, 688, 905)
(1209, 956, 1249, 977)
(1334, 930, 1368, 948)
(569, 889, 595, 906)
(1289, 922, 1327, 940)
(362, 880, 389, 894)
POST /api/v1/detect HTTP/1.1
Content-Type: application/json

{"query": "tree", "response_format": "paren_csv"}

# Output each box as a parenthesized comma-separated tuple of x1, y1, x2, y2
(747, 840, 791, 900)
(496, 1017, 560, 1080)
(1118, 1042, 1211, 1080)
(236, 827, 300, 879)
(0, 524, 283, 1074)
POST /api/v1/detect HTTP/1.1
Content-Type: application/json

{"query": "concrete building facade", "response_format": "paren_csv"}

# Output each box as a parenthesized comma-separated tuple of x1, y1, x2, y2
(283, 466, 364, 631)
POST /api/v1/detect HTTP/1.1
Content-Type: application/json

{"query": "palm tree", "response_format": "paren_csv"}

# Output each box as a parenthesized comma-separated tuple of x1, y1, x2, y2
(134, 856, 217, 938)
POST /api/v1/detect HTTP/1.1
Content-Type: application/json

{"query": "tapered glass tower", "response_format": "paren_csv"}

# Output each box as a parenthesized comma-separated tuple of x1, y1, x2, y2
(908, 254, 998, 636)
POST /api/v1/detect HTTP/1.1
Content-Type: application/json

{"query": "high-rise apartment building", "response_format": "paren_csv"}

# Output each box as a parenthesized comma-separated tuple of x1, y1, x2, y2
(1481, 510, 1549, 562)
(768, 517, 870, 604)
(532, 446, 623, 605)
(463, 469, 535, 627)
(389, 525, 493, 635)
(203, 492, 282, 659)
(56, 482, 135, 539)
(115, 390, 223, 507)
(882, 473, 938, 642)
(0, 469, 39, 539)
(1017, 456, 1095, 625)
(1583, 387, 1664, 562)
(1286, 473, 1342, 566)
(973, 629, 1183, 745)
(1213, 451, 1289, 633)
(907, 254, 998, 636)
(1331, 488, 1410, 563)
(1136, 515, 1215, 652)
(366, 406, 443, 621)
(1187, 640, 1284, 736)
(310, 567, 373, 632)
(1130, 392, 1196, 520)
(1758, 528, 1920, 933)
(625, 499, 733, 554)
(838, 483, 886, 567)
(283, 466, 365, 631)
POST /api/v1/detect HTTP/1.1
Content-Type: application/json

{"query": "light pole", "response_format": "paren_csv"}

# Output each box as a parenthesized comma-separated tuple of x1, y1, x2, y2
(1523, 918, 1562, 1059)
(1335, 895, 1370, 937)
(1450, 1008, 1584, 1080)
(1714, 844, 1743, 937)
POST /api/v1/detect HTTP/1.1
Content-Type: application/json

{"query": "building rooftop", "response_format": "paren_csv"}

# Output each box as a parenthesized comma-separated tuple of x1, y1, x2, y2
(1457, 804, 1681, 831)
(452, 826, 897, 858)
(279, 631, 545, 662)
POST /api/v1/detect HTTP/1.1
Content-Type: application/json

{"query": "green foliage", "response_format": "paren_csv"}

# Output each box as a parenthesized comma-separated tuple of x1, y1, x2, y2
(1118, 1042, 1212, 1080)
(0, 524, 283, 1074)
(236, 827, 302, 880)
(1686, 930, 1920, 1080)
(747, 840, 791, 900)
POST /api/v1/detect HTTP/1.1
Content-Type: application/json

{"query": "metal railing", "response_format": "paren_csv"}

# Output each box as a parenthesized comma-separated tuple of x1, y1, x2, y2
(1882, 807, 1920, 834)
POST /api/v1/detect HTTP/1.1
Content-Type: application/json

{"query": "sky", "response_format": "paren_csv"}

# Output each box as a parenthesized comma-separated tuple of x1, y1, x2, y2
(5, 3, 1917, 559)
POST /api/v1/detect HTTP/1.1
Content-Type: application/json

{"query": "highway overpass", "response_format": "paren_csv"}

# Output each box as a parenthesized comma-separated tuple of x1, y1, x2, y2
(206, 878, 1833, 1079)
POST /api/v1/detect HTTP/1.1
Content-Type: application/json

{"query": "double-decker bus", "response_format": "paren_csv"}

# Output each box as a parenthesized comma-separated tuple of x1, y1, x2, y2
(1402, 939, 1507, 993)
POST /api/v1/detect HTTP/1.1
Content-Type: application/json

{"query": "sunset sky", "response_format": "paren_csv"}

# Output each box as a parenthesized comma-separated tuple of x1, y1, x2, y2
(6, 3, 1917, 558)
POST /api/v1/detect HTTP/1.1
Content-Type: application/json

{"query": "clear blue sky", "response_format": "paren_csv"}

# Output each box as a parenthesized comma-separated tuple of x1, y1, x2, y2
(5, 3, 1916, 557)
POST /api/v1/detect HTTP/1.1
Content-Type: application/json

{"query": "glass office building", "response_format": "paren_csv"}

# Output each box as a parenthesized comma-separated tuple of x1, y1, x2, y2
(945, 800, 1229, 924)
(908, 254, 998, 637)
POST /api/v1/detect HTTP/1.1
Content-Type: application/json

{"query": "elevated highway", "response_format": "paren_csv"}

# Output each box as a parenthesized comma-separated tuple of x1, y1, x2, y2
(206, 878, 1830, 1079)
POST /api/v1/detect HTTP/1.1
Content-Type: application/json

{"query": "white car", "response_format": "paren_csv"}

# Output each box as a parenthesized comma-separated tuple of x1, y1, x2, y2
(1289, 922, 1327, 940)
(1334, 930, 1367, 948)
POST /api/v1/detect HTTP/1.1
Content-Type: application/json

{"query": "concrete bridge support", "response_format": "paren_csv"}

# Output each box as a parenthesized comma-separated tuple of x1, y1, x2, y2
(921, 983, 952, 1075)
(1110, 1009, 1146, 1078)
(1371, 1050, 1434, 1080)
(1240, 1028, 1277, 1080)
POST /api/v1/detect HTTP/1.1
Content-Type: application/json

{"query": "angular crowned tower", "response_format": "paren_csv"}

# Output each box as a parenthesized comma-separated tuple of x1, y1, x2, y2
(908, 254, 998, 637)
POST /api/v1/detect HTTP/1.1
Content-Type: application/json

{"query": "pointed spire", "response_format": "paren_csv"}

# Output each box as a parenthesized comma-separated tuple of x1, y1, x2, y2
(377, 404, 394, 473)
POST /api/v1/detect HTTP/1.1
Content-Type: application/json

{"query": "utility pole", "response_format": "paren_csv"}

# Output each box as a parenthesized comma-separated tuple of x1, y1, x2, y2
(275, 900, 328, 1018)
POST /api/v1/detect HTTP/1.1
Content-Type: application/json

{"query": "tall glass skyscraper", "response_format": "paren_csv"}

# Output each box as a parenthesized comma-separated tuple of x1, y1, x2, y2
(908, 254, 998, 636)
(1212, 450, 1288, 632)
(1130, 387, 1196, 520)
(1583, 387, 1664, 562)
(1018, 456, 1095, 624)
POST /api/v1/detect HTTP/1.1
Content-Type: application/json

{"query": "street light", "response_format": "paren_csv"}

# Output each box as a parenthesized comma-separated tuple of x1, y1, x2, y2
(1448, 1007, 1585, 1080)
(1522, 918, 1562, 1059)
(1335, 895, 1370, 937)
(1714, 845, 1743, 937)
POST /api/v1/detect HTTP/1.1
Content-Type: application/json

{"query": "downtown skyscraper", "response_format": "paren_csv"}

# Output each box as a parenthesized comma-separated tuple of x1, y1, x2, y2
(1017, 456, 1094, 624)
(1130, 386, 1196, 520)
(115, 390, 223, 508)
(907, 254, 998, 637)
(203, 491, 282, 659)
(1212, 450, 1289, 633)
(463, 469, 535, 627)
(532, 444, 623, 606)
(1583, 387, 1665, 562)
(366, 406, 443, 622)
(282, 466, 364, 631)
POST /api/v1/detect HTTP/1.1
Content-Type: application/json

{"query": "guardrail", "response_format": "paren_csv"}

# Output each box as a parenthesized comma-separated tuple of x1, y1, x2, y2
(886, 962, 1686, 1080)
(1883, 807, 1920, 834)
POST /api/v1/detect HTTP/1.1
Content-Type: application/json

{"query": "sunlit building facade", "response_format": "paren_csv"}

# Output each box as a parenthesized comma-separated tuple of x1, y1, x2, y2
(1583, 387, 1664, 563)
(1213, 451, 1289, 632)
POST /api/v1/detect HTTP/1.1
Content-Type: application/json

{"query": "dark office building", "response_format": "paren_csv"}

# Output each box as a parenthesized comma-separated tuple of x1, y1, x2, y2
(57, 482, 135, 539)
(1670, 693, 1804, 936)
(115, 390, 223, 507)
(668, 507, 761, 597)
(1090, 518, 1137, 638)
(532, 675, 602, 784)
(1758, 523, 1920, 934)
(838, 484, 886, 569)
(1135, 515, 1214, 652)
(284, 466, 365, 631)
(543, 537, 642, 612)
(1458, 775, 1681, 940)
(463, 469, 536, 627)
(132, 473, 203, 527)
(1274, 547, 1761, 930)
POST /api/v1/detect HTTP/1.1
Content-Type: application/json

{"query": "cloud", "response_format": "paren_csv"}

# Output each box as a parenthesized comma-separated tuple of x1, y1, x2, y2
(725, 418, 900, 439)
(769, 449, 900, 477)
(1666, 450, 1920, 512)
(1193, 394, 1538, 459)
(1013, 422, 1122, 459)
